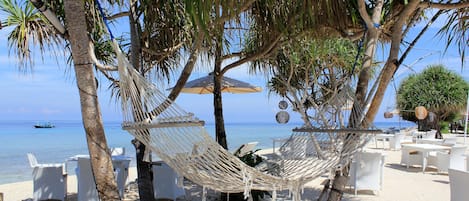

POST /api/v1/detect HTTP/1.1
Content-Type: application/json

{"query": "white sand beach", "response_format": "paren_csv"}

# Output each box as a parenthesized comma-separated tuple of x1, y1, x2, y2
(1, 134, 467, 201)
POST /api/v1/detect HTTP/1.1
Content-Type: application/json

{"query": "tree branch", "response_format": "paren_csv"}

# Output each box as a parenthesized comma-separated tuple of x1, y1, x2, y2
(214, 0, 256, 26)
(221, 52, 243, 60)
(419, 1, 469, 10)
(221, 33, 282, 75)
(108, 11, 130, 20)
(88, 41, 118, 71)
(358, 0, 374, 29)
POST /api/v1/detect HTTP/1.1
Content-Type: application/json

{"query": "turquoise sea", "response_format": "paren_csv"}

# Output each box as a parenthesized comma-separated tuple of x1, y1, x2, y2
(0, 120, 416, 185)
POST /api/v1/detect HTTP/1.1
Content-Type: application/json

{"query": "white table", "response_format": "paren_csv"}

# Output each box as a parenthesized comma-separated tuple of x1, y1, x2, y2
(416, 138, 444, 145)
(401, 144, 451, 173)
(374, 134, 395, 149)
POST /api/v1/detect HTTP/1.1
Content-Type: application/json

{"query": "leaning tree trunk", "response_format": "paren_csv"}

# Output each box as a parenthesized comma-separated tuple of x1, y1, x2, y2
(326, 1, 383, 200)
(363, 0, 420, 125)
(64, 0, 120, 200)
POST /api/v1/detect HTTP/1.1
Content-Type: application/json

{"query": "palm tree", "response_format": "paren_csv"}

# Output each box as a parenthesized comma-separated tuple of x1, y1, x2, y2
(0, 0, 121, 199)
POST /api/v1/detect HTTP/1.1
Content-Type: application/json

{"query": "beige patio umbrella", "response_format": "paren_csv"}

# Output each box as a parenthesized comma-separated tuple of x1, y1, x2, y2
(176, 73, 262, 149)
(179, 73, 262, 94)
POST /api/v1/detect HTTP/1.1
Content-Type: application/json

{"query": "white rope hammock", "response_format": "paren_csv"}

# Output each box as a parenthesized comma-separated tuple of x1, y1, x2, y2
(112, 40, 378, 200)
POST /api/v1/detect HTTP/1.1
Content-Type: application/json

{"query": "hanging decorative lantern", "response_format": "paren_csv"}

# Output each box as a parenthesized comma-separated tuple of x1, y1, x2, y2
(415, 106, 428, 120)
(276, 111, 290, 124)
(384, 112, 393, 118)
(278, 100, 288, 110)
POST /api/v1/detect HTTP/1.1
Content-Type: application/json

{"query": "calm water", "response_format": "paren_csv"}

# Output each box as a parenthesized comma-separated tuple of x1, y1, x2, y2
(0, 120, 415, 184)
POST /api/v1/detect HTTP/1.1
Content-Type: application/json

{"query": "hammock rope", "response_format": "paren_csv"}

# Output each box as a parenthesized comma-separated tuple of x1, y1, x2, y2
(112, 36, 377, 199)
(94, 2, 378, 199)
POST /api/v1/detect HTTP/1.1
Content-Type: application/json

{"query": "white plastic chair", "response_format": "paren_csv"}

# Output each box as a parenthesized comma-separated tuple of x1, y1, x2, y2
(448, 168, 469, 201)
(348, 152, 385, 195)
(428, 146, 466, 172)
(77, 157, 130, 201)
(153, 161, 186, 200)
(233, 142, 259, 157)
(77, 157, 99, 201)
(27, 153, 67, 201)
(400, 146, 423, 168)
(389, 133, 405, 150)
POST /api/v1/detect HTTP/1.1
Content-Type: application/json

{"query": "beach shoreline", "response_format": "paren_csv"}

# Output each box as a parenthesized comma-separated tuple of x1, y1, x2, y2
(2, 133, 466, 201)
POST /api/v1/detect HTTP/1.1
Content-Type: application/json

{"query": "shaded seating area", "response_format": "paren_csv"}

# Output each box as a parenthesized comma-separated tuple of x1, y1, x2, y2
(27, 153, 67, 201)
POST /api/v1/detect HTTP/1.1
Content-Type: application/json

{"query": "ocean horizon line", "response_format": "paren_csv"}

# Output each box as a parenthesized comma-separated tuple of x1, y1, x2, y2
(0, 119, 415, 125)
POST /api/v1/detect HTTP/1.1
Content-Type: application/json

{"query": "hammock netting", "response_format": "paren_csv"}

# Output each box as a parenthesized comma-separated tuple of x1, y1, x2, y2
(113, 40, 379, 200)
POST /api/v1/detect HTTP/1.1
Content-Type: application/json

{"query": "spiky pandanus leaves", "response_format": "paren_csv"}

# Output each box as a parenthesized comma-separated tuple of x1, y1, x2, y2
(0, 0, 64, 71)
(437, 7, 468, 68)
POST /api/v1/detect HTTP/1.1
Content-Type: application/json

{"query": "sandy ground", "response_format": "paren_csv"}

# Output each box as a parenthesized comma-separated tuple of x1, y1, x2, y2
(1, 134, 467, 201)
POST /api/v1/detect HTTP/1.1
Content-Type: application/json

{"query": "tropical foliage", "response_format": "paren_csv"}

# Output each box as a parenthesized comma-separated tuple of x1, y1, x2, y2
(254, 37, 361, 127)
(397, 64, 469, 123)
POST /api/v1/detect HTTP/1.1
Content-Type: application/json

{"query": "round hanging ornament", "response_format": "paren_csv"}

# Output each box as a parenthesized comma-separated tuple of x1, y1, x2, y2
(276, 111, 290, 124)
(278, 100, 288, 110)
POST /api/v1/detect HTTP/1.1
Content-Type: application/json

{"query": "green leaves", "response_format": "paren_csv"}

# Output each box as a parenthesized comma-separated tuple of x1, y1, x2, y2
(0, 0, 64, 71)
(397, 64, 469, 122)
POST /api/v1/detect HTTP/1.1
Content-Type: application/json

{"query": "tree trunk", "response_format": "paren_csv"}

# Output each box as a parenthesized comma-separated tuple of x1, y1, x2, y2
(326, 1, 383, 200)
(213, 17, 228, 149)
(132, 139, 155, 201)
(364, 0, 420, 125)
(128, 0, 155, 200)
(63, 0, 120, 200)
(214, 47, 228, 149)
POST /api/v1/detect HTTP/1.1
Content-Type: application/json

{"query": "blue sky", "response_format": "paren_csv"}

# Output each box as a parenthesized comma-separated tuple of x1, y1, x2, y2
(0, 11, 467, 124)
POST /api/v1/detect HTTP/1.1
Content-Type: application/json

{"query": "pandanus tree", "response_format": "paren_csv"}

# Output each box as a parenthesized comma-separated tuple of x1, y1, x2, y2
(397, 65, 469, 132)
(248, 0, 468, 200)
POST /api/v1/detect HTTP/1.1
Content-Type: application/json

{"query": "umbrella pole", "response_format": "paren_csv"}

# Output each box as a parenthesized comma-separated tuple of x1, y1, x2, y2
(464, 90, 469, 144)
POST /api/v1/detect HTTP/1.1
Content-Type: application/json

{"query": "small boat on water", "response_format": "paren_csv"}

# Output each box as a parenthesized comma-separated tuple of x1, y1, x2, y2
(34, 122, 55, 128)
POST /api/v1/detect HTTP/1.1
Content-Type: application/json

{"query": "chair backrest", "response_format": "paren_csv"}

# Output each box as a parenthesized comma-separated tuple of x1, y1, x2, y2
(233, 142, 258, 157)
(390, 133, 405, 149)
(449, 146, 467, 170)
(448, 168, 469, 201)
(27, 153, 38, 167)
(349, 152, 384, 192)
(111, 147, 126, 156)
(443, 138, 458, 146)
(77, 157, 99, 201)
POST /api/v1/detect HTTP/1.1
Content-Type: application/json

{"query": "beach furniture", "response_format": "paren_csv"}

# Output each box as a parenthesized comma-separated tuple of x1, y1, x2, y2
(401, 144, 451, 173)
(441, 137, 458, 146)
(27, 153, 67, 201)
(75, 156, 131, 200)
(152, 161, 186, 200)
(428, 145, 466, 172)
(373, 134, 394, 149)
(388, 133, 405, 150)
(232, 142, 259, 157)
(111, 147, 126, 156)
(448, 168, 469, 201)
(348, 151, 385, 195)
